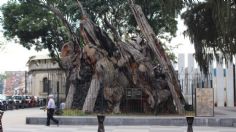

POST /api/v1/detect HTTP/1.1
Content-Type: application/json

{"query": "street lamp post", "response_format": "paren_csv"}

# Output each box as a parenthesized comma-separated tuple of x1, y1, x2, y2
(97, 82, 105, 132)
(25, 71, 27, 94)
(57, 81, 60, 109)
(47, 79, 50, 96)
(191, 83, 193, 107)
(47, 60, 50, 96)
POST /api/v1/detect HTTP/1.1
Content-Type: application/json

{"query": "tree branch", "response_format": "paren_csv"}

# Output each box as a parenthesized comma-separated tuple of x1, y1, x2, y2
(76, 0, 87, 17)
(103, 15, 120, 42)
(128, 0, 135, 5)
(44, 4, 74, 39)
(27, 1, 75, 41)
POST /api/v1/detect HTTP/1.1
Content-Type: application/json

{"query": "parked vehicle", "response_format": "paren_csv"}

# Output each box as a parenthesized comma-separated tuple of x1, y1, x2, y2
(12, 95, 25, 109)
(23, 95, 38, 107)
(0, 94, 7, 110)
(6, 96, 14, 110)
(38, 97, 47, 107)
(30, 96, 38, 107)
(23, 95, 32, 108)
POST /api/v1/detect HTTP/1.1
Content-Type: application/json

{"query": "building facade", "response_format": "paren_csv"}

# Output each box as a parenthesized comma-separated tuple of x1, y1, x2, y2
(178, 53, 236, 107)
(4, 71, 26, 96)
(27, 55, 66, 100)
(0, 74, 5, 94)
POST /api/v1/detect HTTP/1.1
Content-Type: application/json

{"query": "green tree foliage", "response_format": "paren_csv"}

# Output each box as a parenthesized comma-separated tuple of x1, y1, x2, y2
(1, 0, 186, 61)
(182, 0, 236, 73)
(1, 0, 74, 63)
(81, 0, 184, 38)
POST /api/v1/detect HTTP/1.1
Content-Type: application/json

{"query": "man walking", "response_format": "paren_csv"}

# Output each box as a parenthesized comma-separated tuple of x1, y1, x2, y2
(46, 94, 59, 126)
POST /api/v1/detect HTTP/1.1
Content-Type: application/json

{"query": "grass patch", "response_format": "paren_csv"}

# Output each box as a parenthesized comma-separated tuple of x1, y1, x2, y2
(185, 111, 195, 117)
(60, 109, 185, 116)
(62, 109, 86, 116)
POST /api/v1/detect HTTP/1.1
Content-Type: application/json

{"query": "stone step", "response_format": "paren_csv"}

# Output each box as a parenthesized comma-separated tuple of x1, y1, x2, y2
(233, 123, 236, 127)
(26, 116, 236, 127)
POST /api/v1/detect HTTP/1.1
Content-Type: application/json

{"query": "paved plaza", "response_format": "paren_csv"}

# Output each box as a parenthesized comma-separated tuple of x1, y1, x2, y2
(3, 125, 236, 132)
(1, 107, 236, 132)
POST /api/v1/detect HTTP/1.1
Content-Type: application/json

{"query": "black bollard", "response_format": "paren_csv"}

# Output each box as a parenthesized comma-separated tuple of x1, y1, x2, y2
(97, 114, 105, 132)
(0, 111, 4, 132)
(186, 116, 194, 132)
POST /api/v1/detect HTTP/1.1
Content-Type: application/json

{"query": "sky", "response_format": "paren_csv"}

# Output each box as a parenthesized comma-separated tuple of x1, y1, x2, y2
(0, 0, 194, 72)
(0, 0, 48, 73)
(170, 16, 195, 54)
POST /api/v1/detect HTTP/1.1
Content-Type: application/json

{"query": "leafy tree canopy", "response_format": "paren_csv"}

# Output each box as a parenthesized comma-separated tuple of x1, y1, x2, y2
(182, 0, 236, 73)
(0, 0, 186, 52)
(1, 0, 73, 60)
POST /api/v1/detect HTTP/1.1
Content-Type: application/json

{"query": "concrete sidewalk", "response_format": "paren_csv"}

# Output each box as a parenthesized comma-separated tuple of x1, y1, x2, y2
(2, 107, 236, 132)
(214, 107, 236, 117)
(25, 107, 236, 127)
(3, 125, 236, 132)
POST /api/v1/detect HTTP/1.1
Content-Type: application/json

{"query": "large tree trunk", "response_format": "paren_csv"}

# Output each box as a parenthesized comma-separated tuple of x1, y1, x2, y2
(65, 83, 76, 109)
(82, 75, 100, 113)
(61, 41, 81, 108)
(129, 1, 185, 114)
(60, 1, 185, 115)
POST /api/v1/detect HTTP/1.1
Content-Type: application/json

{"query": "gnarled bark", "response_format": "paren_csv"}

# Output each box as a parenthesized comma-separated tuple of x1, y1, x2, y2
(129, 1, 185, 114)
(61, 1, 185, 115)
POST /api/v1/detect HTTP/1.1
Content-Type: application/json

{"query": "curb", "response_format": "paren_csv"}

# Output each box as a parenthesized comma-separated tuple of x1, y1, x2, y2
(26, 116, 236, 127)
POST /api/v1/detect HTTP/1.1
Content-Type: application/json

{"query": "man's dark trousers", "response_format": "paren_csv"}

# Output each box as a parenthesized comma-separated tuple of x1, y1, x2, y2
(47, 108, 59, 126)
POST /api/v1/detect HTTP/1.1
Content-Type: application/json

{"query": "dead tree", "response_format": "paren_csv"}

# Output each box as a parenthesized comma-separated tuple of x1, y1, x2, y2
(129, 0, 185, 114)
(60, 0, 185, 114)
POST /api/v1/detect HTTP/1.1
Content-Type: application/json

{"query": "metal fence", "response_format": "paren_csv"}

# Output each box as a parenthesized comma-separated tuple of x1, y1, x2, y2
(58, 72, 215, 116)
(179, 72, 213, 107)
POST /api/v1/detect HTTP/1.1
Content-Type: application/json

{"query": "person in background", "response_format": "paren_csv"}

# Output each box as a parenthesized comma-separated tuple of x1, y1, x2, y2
(60, 101, 65, 110)
(46, 94, 59, 126)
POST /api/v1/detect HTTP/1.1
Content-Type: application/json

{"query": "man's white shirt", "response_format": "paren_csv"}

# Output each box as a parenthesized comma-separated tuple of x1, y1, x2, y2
(47, 98, 56, 109)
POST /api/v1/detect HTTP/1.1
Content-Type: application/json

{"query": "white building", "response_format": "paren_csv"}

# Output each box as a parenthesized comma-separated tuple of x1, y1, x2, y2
(27, 55, 66, 100)
(178, 53, 236, 107)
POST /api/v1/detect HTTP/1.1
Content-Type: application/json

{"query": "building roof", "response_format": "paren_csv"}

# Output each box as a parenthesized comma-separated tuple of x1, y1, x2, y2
(29, 55, 51, 60)
(26, 55, 51, 64)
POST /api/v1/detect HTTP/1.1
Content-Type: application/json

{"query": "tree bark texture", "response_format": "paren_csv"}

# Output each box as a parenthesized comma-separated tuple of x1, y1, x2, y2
(129, 1, 185, 114)
(65, 83, 76, 109)
(61, 1, 185, 114)
(82, 75, 100, 113)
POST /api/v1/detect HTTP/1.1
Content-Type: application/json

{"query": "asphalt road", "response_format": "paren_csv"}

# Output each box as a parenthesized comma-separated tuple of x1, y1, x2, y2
(1, 108, 236, 132)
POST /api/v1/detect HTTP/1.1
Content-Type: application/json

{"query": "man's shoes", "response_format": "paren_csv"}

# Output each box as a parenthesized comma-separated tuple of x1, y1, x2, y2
(45, 124, 50, 127)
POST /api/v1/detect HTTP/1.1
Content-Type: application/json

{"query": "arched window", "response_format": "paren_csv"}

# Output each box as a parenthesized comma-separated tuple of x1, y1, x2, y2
(43, 77, 49, 93)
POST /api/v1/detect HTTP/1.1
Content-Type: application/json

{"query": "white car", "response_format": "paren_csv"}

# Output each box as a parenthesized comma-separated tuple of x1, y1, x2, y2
(12, 95, 25, 108)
